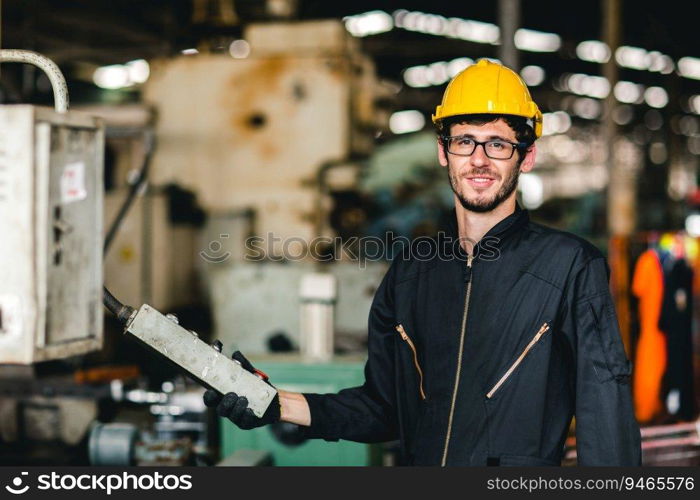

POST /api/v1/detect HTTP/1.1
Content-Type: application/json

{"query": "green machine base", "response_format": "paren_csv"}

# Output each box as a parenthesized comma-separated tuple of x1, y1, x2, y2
(220, 355, 380, 466)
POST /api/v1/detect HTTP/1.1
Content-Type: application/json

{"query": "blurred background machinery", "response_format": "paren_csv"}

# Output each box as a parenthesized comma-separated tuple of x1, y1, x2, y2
(143, 20, 387, 251)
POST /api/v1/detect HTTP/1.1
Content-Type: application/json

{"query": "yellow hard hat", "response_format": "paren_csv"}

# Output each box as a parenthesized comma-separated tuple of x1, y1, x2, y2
(432, 58, 543, 138)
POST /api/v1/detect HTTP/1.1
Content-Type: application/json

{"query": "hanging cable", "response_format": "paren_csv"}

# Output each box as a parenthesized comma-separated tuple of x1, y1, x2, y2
(104, 129, 155, 252)
(102, 129, 155, 323)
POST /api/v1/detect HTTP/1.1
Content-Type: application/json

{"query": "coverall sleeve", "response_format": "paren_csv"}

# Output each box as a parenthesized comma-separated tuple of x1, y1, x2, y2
(566, 257, 642, 465)
(300, 261, 399, 443)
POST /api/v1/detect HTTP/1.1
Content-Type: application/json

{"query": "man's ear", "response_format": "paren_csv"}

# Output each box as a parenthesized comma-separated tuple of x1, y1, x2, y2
(437, 138, 448, 167)
(519, 143, 537, 173)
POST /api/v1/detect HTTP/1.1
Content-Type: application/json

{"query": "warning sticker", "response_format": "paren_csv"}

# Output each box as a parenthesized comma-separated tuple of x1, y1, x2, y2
(61, 161, 88, 204)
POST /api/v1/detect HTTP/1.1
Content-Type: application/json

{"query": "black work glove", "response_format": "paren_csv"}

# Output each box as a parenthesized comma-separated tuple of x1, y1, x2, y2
(203, 350, 281, 430)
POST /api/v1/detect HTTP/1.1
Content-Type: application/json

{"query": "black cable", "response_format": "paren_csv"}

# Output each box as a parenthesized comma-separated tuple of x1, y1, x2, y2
(104, 130, 155, 253)
(102, 130, 154, 324)
(103, 286, 134, 324)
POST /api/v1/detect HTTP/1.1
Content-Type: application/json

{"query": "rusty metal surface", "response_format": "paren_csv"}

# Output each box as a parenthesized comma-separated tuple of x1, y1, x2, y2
(144, 54, 347, 250)
(125, 304, 277, 417)
(142, 20, 382, 253)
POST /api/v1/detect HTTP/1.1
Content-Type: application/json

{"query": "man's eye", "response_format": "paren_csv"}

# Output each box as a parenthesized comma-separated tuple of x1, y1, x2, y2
(457, 138, 474, 146)
(489, 141, 506, 150)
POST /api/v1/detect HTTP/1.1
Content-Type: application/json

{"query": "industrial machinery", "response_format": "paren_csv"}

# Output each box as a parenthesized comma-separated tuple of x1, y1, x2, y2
(104, 187, 200, 312)
(88, 381, 211, 466)
(83, 103, 201, 313)
(0, 50, 276, 423)
(210, 262, 386, 355)
(139, 20, 392, 364)
(143, 19, 389, 254)
(0, 50, 104, 364)
(0, 33, 389, 465)
(0, 365, 213, 466)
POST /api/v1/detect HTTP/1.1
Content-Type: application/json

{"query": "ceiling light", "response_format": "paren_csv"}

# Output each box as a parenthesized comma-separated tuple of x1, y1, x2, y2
(126, 59, 149, 84)
(93, 65, 130, 90)
(689, 95, 700, 114)
(519, 173, 544, 209)
(614, 81, 644, 104)
(520, 65, 545, 86)
(344, 10, 393, 37)
(447, 57, 473, 77)
(514, 29, 561, 52)
(565, 73, 610, 99)
(403, 66, 429, 88)
(542, 111, 571, 136)
(685, 214, 700, 237)
(575, 40, 610, 63)
(573, 98, 602, 119)
(389, 110, 426, 134)
(678, 57, 700, 80)
(648, 51, 674, 74)
(615, 46, 650, 70)
(644, 87, 669, 108)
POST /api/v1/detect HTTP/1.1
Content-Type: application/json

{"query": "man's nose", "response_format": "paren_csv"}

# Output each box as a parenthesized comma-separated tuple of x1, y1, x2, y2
(470, 143, 490, 167)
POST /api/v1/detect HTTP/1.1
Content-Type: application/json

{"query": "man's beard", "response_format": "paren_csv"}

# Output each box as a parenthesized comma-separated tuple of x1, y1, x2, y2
(448, 164, 520, 213)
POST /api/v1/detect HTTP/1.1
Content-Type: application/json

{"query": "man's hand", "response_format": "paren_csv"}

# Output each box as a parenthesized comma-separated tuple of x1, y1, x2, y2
(203, 350, 281, 430)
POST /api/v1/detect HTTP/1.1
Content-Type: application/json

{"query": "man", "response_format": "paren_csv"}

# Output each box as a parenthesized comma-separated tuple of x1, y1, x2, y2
(205, 59, 642, 466)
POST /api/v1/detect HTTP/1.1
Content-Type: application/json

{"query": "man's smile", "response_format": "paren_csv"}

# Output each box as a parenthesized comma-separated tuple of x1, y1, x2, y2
(463, 171, 499, 190)
(465, 177, 496, 189)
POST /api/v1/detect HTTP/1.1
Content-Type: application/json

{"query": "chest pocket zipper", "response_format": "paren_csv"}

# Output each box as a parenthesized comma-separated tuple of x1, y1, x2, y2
(396, 324, 427, 400)
(486, 322, 550, 399)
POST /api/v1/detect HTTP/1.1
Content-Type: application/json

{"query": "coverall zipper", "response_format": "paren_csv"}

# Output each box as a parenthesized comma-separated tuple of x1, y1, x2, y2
(441, 253, 474, 466)
(396, 324, 426, 400)
(486, 322, 550, 399)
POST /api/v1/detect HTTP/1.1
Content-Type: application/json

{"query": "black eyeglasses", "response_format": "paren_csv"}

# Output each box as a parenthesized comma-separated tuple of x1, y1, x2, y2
(442, 135, 527, 160)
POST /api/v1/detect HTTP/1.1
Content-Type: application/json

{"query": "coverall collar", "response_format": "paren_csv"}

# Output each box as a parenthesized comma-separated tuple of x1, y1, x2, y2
(446, 203, 530, 260)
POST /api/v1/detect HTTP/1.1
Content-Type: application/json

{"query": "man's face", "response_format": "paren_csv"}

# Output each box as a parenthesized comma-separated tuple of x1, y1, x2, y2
(437, 118, 536, 213)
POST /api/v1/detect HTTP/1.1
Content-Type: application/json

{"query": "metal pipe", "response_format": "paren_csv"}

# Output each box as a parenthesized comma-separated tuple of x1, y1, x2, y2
(0, 49, 69, 112)
(498, 0, 521, 70)
(602, 0, 632, 236)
